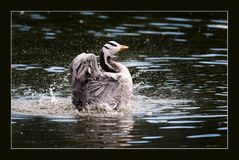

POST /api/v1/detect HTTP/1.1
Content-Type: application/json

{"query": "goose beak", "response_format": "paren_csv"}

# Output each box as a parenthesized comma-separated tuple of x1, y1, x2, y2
(119, 45, 129, 52)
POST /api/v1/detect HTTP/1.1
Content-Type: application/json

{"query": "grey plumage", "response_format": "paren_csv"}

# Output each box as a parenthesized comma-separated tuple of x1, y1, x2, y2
(69, 41, 133, 111)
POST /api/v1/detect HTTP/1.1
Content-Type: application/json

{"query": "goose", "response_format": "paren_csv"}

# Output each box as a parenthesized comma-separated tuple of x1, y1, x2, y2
(69, 41, 133, 111)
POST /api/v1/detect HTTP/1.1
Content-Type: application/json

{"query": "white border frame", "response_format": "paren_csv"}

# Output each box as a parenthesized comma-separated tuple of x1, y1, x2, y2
(10, 10, 228, 150)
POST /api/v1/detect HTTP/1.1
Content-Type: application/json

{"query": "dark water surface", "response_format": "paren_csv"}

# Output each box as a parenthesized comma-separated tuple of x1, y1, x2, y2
(11, 12, 227, 148)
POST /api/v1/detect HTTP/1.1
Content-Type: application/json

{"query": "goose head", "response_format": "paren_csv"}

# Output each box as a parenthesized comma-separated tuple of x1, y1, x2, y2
(102, 41, 129, 56)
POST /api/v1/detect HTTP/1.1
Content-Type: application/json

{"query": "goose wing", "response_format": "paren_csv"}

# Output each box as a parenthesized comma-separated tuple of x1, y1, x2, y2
(86, 75, 119, 107)
(70, 53, 101, 84)
(69, 53, 119, 109)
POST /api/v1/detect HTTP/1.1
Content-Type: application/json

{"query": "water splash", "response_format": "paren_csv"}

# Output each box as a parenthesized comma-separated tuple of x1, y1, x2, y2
(11, 78, 195, 118)
(11, 93, 194, 119)
(49, 85, 56, 103)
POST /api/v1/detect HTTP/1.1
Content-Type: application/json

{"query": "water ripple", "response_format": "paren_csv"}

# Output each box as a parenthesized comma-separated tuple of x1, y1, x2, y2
(149, 22, 193, 28)
(210, 19, 227, 24)
(50, 119, 78, 123)
(145, 57, 201, 62)
(132, 16, 148, 20)
(127, 140, 149, 144)
(209, 48, 227, 51)
(207, 24, 227, 29)
(217, 127, 227, 131)
(160, 26, 179, 30)
(143, 115, 227, 120)
(160, 126, 198, 129)
(138, 30, 185, 35)
(12, 64, 42, 70)
(80, 12, 95, 15)
(111, 32, 140, 36)
(165, 17, 202, 22)
(121, 61, 152, 67)
(13, 24, 31, 31)
(123, 23, 145, 27)
(199, 60, 227, 65)
(167, 120, 204, 124)
(30, 13, 46, 20)
(104, 29, 125, 33)
(174, 39, 187, 42)
(192, 53, 227, 57)
(187, 134, 221, 139)
(99, 15, 109, 19)
(44, 66, 66, 73)
(142, 136, 163, 139)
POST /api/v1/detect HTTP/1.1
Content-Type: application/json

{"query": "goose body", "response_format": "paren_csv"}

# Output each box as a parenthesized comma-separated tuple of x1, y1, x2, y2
(69, 41, 133, 111)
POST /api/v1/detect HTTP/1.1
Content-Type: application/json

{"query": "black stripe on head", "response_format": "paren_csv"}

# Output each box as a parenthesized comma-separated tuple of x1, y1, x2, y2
(103, 45, 109, 49)
(108, 42, 117, 47)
